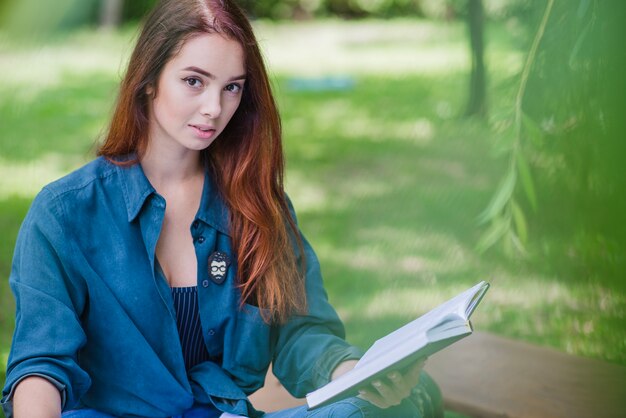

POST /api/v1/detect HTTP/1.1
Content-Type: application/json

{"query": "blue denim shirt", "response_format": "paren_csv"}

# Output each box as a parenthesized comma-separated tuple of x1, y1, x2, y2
(1, 157, 361, 417)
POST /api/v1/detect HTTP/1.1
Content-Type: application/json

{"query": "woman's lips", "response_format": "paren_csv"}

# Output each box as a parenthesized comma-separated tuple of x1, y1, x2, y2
(190, 124, 216, 139)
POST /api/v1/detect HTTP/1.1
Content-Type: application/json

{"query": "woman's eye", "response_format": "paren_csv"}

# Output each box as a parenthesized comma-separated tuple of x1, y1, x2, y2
(183, 77, 202, 88)
(225, 83, 242, 94)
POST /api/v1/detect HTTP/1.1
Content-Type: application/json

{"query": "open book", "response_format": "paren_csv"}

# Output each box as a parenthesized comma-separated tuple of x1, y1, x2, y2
(306, 281, 490, 409)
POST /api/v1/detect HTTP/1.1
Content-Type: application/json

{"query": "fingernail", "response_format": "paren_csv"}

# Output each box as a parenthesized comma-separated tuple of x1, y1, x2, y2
(373, 381, 382, 387)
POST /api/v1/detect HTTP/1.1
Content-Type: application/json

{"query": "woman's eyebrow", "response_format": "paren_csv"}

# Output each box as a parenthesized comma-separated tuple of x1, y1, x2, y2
(183, 66, 246, 81)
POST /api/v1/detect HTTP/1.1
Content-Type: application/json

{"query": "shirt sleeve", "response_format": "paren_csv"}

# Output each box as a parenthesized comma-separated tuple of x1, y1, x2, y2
(1, 188, 91, 416)
(271, 199, 363, 398)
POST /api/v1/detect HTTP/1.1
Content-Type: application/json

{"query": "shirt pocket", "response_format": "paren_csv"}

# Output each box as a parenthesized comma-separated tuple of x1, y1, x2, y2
(229, 304, 274, 375)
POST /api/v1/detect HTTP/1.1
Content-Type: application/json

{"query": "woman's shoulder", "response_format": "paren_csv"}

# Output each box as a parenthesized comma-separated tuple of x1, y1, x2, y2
(41, 156, 119, 199)
(21, 158, 118, 228)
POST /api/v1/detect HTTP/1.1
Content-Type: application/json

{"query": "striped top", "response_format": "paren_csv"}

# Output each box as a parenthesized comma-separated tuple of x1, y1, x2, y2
(170, 286, 211, 370)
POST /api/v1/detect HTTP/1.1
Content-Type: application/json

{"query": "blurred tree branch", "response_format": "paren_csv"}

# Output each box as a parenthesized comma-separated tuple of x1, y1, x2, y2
(100, 0, 123, 29)
(465, 0, 487, 118)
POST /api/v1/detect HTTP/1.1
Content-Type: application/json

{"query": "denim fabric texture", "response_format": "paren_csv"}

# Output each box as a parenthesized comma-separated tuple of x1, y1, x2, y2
(62, 404, 222, 417)
(60, 378, 443, 418)
(1, 157, 363, 418)
(59, 374, 444, 418)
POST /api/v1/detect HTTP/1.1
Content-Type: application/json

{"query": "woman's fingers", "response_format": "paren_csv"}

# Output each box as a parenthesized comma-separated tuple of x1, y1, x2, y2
(358, 387, 388, 409)
(373, 379, 404, 405)
(386, 371, 413, 399)
(406, 357, 427, 384)
(358, 359, 428, 409)
(359, 378, 406, 408)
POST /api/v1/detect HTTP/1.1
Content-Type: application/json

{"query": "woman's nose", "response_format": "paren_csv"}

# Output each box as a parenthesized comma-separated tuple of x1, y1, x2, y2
(200, 90, 222, 119)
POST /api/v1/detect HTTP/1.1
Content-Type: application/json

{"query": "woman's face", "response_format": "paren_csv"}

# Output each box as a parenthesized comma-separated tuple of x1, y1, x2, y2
(147, 33, 246, 154)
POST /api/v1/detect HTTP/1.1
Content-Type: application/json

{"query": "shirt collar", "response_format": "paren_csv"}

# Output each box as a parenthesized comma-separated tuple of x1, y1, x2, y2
(117, 159, 155, 223)
(195, 169, 230, 236)
(117, 157, 230, 235)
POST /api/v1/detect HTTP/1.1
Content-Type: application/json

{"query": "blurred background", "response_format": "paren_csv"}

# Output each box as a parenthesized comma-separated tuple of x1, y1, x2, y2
(0, 0, 624, 415)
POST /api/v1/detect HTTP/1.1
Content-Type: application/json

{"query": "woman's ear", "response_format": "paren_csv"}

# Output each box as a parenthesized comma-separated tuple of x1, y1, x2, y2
(146, 83, 155, 97)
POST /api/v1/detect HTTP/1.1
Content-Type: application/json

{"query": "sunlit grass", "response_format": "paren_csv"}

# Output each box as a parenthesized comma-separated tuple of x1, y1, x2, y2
(0, 28, 132, 93)
(257, 19, 475, 76)
(0, 154, 87, 199)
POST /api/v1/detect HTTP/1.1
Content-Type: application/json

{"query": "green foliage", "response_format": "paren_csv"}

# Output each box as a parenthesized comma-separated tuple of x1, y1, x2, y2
(0, 0, 99, 35)
(477, 0, 548, 254)
(240, 0, 536, 20)
(121, 0, 158, 22)
(238, 0, 425, 19)
(528, 0, 626, 283)
(515, 152, 536, 210)
(0, 197, 31, 406)
(0, 0, 542, 28)
(479, 0, 625, 290)
(477, 163, 516, 225)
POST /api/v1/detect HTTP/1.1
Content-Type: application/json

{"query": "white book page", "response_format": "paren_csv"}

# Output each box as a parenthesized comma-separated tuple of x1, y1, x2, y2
(355, 281, 487, 367)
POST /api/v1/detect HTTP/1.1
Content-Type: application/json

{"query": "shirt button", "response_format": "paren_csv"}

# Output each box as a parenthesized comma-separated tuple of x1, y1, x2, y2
(192, 220, 200, 229)
(197, 236, 205, 244)
(202, 279, 209, 288)
(208, 329, 215, 336)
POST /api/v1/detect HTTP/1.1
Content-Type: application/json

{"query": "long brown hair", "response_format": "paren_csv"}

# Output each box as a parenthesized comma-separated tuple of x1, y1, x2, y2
(98, 0, 306, 323)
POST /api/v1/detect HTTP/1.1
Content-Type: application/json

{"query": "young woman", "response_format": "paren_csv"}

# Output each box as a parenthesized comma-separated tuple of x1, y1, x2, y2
(1, 1, 442, 417)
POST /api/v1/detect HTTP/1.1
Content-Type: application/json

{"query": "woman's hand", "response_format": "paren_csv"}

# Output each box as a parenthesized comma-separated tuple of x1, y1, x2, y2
(331, 358, 426, 409)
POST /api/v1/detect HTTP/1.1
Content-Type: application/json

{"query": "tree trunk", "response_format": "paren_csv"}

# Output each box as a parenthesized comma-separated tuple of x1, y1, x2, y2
(100, 0, 124, 29)
(466, 0, 487, 117)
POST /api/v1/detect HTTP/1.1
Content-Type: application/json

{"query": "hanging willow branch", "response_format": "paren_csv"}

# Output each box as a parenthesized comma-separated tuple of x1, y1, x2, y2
(476, 0, 555, 254)
(514, 0, 555, 144)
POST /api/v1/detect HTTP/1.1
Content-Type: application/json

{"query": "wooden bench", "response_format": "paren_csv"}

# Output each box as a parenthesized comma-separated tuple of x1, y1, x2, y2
(250, 332, 626, 417)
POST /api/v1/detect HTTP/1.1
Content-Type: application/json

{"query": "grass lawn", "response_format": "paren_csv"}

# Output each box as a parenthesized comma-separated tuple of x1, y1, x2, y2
(0, 18, 624, 414)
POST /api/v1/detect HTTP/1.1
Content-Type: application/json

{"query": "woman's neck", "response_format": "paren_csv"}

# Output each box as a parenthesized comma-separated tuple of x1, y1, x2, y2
(140, 144, 203, 191)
